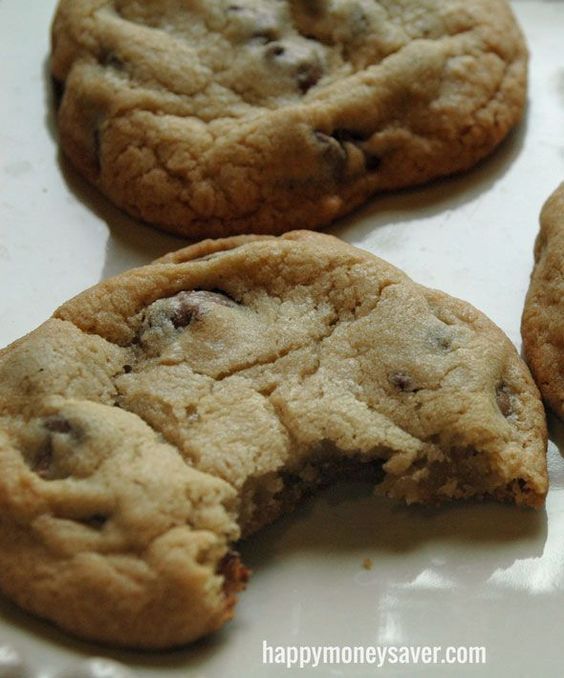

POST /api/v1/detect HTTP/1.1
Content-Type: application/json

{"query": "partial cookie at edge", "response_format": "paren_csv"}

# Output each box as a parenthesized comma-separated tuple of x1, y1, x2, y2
(522, 183, 564, 418)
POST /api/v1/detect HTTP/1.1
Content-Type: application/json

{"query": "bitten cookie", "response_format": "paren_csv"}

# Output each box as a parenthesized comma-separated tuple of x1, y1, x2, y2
(51, 0, 527, 238)
(0, 232, 547, 649)
(522, 184, 564, 418)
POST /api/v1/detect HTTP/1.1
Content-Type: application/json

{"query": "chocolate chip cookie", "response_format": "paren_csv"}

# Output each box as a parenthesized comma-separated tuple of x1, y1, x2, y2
(522, 184, 564, 418)
(51, 0, 528, 238)
(0, 232, 547, 648)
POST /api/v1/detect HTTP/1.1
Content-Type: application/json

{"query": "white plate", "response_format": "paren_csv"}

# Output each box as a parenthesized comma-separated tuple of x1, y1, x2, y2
(1, 1, 564, 676)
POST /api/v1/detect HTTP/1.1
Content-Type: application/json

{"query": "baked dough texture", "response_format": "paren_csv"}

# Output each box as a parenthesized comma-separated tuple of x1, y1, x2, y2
(0, 232, 547, 648)
(51, 0, 528, 238)
(522, 184, 564, 418)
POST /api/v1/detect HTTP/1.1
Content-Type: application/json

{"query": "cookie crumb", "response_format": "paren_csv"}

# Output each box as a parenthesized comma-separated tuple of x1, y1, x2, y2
(362, 557, 373, 571)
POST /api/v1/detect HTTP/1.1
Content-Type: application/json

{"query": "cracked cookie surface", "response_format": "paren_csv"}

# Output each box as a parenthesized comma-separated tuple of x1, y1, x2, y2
(0, 231, 547, 649)
(51, 0, 527, 237)
(522, 184, 564, 418)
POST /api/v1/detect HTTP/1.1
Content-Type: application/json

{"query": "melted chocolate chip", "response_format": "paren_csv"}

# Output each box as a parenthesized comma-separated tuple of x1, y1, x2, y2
(170, 290, 238, 328)
(139, 290, 240, 347)
(30, 416, 78, 479)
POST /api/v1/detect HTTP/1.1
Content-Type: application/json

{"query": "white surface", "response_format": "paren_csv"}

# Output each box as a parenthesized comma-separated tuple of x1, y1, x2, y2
(1, 1, 564, 676)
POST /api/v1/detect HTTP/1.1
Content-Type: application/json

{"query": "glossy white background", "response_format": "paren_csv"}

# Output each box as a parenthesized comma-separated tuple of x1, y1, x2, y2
(1, 1, 564, 676)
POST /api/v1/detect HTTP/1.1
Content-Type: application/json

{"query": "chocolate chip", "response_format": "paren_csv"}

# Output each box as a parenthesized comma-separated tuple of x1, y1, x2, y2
(170, 297, 196, 329)
(314, 131, 347, 177)
(390, 372, 418, 392)
(265, 43, 285, 57)
(123, 364, 132, 374)
(495, 383, 513, 418)
(332, 129, 380, 171)
(44, 416, 72, 434)
(296, 61, 322, 93)
(261, 39, 323, 94)
(79, 514, 108, 529)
